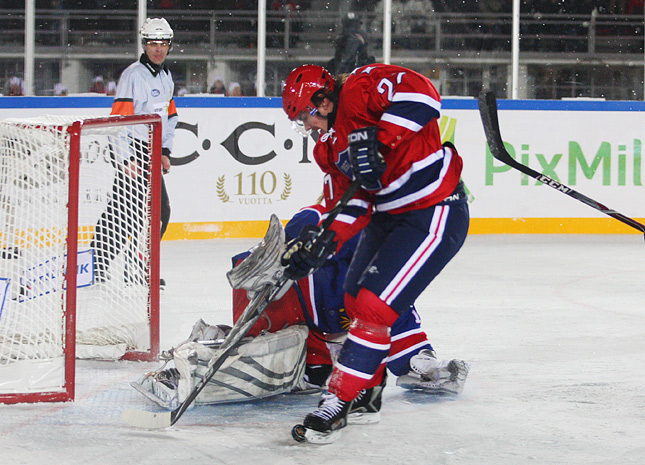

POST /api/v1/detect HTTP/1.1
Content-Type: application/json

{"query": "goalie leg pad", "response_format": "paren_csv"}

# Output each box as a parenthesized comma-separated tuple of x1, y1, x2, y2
(174, 325, 309, 405)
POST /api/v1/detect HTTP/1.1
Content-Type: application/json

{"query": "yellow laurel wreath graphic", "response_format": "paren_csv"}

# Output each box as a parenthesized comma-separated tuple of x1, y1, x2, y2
(216, 175, 232, 203)
(280, 173, 292, 200)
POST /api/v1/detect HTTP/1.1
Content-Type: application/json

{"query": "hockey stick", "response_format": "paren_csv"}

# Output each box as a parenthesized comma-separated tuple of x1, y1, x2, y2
(122, 180, 361, 429)
(478, 90, 645, 237)
(122, 278, 292, 429)
(321, 179, 360, 228)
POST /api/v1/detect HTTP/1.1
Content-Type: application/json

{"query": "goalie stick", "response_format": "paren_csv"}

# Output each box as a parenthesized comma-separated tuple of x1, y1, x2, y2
(122, 180, 361, 429)
(478, 90, 645, 238)
(121, 279, 290, 429)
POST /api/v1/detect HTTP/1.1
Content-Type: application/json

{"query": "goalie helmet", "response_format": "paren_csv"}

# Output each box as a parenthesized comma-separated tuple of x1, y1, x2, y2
(140, 17, 173, 48)
(282, 65, 335, 121)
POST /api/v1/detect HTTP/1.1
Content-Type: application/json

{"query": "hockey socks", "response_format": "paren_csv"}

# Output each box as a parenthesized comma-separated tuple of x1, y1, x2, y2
(328, 318, 390, 401)
(294, 289, 398, 443)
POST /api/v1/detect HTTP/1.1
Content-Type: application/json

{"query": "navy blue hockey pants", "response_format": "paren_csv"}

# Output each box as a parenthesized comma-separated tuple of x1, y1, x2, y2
(344, 200, 470, 314)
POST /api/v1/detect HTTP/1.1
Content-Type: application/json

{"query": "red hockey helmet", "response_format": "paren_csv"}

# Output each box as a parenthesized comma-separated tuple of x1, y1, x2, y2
(282, 65, 335, 121)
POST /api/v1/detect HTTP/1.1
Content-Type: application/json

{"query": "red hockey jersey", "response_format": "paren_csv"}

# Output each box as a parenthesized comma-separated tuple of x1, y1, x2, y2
(314, 64, 463, 247)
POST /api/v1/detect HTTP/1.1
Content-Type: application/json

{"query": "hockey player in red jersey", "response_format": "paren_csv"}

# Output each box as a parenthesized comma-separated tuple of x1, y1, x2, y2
(281, 64, 470, 443)
(231, 203, 468, 397)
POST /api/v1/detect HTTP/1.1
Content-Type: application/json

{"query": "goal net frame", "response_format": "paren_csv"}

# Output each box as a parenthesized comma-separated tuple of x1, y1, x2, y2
(0, 114, 162, 404)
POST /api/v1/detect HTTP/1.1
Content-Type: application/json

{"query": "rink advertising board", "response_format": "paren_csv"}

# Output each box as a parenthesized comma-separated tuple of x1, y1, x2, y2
(1, 96, 643, 238)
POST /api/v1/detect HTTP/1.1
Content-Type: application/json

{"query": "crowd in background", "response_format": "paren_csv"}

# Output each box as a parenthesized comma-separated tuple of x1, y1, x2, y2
(3, 77, 24, 96)
(1, 74, 247, 97)
(208, 77, 243, 96)
(1, 1, 310, 10)
(2, 0, 645, 96)
(1, 1, 642, 15)
(429, 0, 643, 15)
(88, 75, 117, 95)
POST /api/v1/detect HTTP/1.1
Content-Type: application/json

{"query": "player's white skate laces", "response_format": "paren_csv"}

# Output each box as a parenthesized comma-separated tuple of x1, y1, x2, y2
(293, 376, 386, 444)
(396, 349, 470, 394)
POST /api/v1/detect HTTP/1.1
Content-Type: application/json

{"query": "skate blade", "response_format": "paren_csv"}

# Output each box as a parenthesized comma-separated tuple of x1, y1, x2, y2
(292, 424, 342, 444)
(348, 411, 380, 425)
(397, 379, 460, 395)
(304, 428, 342, 444)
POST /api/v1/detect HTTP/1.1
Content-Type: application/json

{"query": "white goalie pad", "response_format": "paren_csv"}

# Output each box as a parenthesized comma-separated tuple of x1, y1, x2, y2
(131, 324, 308, 409)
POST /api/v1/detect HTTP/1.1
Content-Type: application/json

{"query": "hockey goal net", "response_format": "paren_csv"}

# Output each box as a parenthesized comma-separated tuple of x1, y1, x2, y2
(0, 114, 162, 403)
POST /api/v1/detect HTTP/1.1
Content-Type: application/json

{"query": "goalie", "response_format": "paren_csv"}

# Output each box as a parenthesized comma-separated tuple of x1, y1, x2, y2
(132, 204, 468, 412)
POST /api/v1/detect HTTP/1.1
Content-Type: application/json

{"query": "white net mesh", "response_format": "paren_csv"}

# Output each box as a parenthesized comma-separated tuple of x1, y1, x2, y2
(0, 115, 159, 397)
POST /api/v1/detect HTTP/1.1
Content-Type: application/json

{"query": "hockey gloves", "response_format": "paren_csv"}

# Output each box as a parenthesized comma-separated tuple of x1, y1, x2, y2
(347, 126, 387, 191)
(281, 224, 338, 280)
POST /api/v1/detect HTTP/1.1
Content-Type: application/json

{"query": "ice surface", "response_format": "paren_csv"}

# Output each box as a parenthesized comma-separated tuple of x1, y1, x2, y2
(1, 234, 644, 464)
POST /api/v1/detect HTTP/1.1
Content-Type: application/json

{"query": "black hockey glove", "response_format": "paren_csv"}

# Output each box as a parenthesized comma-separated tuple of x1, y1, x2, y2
(281, 225, 338, 281)
(347, 126, 387, 191)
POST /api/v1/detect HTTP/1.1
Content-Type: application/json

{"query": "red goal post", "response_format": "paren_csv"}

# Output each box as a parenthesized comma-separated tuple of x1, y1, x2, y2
(0, 114, 162, 404)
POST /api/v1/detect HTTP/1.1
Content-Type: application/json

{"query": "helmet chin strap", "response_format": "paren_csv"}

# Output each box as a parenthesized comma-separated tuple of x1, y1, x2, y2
(317, 93, 337, 129)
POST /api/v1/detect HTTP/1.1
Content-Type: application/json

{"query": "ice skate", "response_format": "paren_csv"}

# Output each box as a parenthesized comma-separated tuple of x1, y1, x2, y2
(396, 349, 469, 395)
(292, 391, 351, 444)
(348, 372, 387, 424)
(130, 367, 181, 410)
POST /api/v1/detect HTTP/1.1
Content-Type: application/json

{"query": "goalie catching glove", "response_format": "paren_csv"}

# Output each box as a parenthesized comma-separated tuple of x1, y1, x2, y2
(347, 126, 387, 191)
(281, 224, 338, 281)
